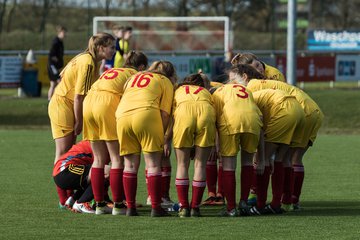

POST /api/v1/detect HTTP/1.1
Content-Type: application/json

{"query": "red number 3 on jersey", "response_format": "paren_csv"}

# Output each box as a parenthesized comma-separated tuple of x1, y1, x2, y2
(233, 84, 249, 98)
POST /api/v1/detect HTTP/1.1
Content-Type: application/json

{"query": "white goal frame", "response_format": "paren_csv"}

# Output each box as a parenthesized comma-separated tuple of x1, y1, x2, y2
(93, 16, 230, 54)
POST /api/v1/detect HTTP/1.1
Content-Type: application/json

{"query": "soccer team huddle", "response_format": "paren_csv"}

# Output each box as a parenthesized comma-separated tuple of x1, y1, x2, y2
(49, 32, 324, 217)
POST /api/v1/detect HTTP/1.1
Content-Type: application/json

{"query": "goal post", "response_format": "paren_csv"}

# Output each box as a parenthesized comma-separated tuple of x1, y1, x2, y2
(93, 16, 230, 54)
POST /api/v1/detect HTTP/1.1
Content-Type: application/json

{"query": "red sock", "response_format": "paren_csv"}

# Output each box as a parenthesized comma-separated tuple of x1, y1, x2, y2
(91, 167, 104, 203)
(191, 180, 206, 208)
(271, 162, 284, 208)
(145, 169, 149, 197)
(123, 171, 137, 209)
(256, 166, 270, 209)
(66, 190, 73, 198)
(148, 172, 162, 210)
(240, 165, 253, 201)
(206, 162, 217, 196)
(217, 164, 224, 196)
(292, 164, 304, 204)
(282, 167, 293, 204)
(223, 170, 236, 211)
(250, 165, 257, 194)
(161, 167, 171, 199)
(110, 168, 123, 203)
(56, 186, 68, 205)
(176, 178, 189, 208)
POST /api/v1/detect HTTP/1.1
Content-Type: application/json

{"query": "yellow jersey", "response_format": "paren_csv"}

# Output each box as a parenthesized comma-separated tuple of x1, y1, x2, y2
(116, 72, 174, 117)
(114, 39, 129, 68)
(55, 53, 96, 101)
(247, 79, 321, 116)
(89, 67, 137, 96)
(173, 85, 213, 108)
(264, 63, 286, 82)
(212, 83, 262, 135)
(251, 89, 296, 125)
(210, 81, 224, 88)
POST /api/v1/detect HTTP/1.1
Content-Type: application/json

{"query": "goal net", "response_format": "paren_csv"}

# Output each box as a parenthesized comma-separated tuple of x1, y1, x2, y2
(93, 16, 230, 54)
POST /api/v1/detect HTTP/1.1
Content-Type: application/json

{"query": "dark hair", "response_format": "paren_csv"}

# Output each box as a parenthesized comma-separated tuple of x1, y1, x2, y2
(56, 25, 67, 32)
(178, 73, 205, 88)
(124, 51, 148, 70)
(124, 26, 133, 32)
(231, 52, 258, 65)
(228, 64, 265, 80)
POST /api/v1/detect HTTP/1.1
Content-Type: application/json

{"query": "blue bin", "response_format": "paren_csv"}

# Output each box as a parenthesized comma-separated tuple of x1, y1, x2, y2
(21, 69, 41, 97)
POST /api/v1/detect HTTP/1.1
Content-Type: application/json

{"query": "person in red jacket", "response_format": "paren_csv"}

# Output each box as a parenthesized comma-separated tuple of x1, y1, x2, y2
(53, 140, 112, 213)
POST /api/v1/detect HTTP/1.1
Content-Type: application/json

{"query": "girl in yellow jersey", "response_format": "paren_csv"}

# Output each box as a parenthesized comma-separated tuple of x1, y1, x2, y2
(212, 65, 264, 217)
(48, 33, 115, 206)
(246, 76, 324, 211)
(172, 73, 216, 217)
(116, 61, 176, 217)
(229, 64, 307, 214)
(231, 52, 286, 82)
(82, 51, 148, 215)
(49, 32, 115, 162)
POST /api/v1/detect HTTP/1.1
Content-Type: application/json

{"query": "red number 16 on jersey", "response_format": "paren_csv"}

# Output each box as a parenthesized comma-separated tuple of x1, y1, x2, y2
(131, 73, 153, 88)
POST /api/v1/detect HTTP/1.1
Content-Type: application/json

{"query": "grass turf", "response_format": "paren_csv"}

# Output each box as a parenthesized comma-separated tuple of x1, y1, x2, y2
(1, 130, 360, 239)
(1, 88, 360, 239)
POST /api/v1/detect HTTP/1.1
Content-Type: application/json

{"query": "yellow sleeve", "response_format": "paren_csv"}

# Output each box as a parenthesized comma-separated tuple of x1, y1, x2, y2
(159, 78, 174, 115)
(211, 90, 223, 121)
(74, 57, 94, 96)
(264, 64, 286, 82)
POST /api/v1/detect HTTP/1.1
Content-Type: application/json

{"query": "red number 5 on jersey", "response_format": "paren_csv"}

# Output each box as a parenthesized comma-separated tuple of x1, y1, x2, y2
(99, 68, 124, 80)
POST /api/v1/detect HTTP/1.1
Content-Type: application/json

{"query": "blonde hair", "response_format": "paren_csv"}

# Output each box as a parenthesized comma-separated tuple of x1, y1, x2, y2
(148, 61, 177, 83)
(85, 32, 115, 77)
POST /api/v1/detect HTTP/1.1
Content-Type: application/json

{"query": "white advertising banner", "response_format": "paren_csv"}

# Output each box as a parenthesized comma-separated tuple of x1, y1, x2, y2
(335, 55, 360, 81)
(0, 56, 23, 88)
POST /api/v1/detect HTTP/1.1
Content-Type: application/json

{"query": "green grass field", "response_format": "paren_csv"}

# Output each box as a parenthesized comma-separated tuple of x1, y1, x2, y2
(1, 88, 360, 239)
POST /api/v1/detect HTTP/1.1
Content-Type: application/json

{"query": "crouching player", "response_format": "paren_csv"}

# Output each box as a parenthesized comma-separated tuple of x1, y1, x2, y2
(173, 73, 216, 217)
(53, 140, 110, 214)
(246, 78, 324, 211)
(212, 65, 264, 217)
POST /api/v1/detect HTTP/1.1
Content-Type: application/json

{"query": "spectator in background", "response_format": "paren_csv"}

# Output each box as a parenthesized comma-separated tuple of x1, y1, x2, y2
(47, 25, 66, 101)
(100, 25, 124, 73)
(114, 26, 133, 68)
